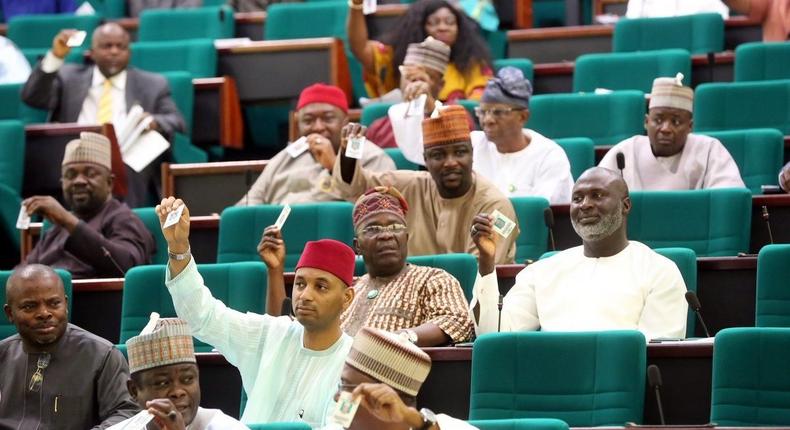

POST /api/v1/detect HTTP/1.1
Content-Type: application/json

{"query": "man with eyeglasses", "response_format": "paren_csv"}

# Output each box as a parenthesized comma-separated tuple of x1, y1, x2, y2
(263, 187, 473, 347)
(333, 107, 519, 265)
(236, 83, 395, 206)
(599, 74, 745, 190)
(471, 67, 574, 204)
(0, 264, 137, 428)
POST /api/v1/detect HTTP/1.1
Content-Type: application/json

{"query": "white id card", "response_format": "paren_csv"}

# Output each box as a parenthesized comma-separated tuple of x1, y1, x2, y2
(345, 137, 365, 159)
(163, 204, 184, 229)
(274, 204, 292, 230)
(286, 137, 309, 158)
(66, 31, 87, 48)
(363, 0, 377, 14)
(329, 391, 361, 428)
(16, 205, 30, 230)
(491, 209, 517, 238)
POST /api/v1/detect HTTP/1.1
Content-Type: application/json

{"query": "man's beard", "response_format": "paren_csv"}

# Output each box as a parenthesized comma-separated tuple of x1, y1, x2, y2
(571, 201, 624, 242)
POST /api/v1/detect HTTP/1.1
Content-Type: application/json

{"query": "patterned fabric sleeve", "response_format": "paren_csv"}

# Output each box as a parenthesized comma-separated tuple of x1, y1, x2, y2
(363, 42, 397, 99)
(420, 268, 475, 343)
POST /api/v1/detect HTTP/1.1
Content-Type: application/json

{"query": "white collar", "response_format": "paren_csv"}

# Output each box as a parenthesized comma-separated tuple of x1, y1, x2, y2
(91, 66, 127, 90)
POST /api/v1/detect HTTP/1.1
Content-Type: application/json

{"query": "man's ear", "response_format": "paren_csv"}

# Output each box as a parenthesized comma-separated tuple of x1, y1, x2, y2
(126, 378, 138, 400)
(3, 304, 12, 323)
(643, 113, 650, 132)
(520, 108, 531, 125)
(622, 196, 632, 215)
(352, 237, 360, 255)
(343, 285, 356, 311)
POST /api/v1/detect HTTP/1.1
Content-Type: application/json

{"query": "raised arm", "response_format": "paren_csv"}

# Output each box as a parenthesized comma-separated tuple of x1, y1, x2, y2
(346, 0, 376, 72)
(258, 225, 287, 316)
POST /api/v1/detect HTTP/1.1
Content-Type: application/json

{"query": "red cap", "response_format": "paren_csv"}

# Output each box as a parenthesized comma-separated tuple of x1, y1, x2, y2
(295, 239, 356, 287)
(296, 83, 349, 113)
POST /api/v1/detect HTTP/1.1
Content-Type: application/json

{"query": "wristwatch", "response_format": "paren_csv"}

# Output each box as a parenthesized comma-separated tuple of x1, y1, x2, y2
(168, 247, 191, 261)
(417, 408, 437, 430)
(404, 329, 419, 344)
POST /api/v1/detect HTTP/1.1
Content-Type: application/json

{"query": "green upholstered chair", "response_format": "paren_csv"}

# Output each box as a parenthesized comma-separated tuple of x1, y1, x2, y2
(360, 102, 394, 127)
(0, 269, 73, 340)
(469, 331, 646, 426)
(529, 91, 645, 146)
(384, 148, 421, 171)
(654, 248, 698, 338)
(702, 129, 784, 194)
(710, 327, 790, 426)
(247, 423, 312, 429)
(88, 0, 127, 18)
(159, 71, 209, 163)
(755, 244, 790, 327)
(0, 183, 21, 252)
(693, 80, 790, 135)
(734, 41, 790, 82)
(613, 13, 724, 55)
(573, 49, 691, 93)
(510, 197, 550, 263)
(131, 39, 217, 79)
(469, 418, 570, 430)
(131, 208, 168, 265)
(0, 84, 48, 124)
(120, 262, 267, 351)
(138, 6, 235, 42)
(0, 120, 25, 195)
(217, 203, 355, 271)
(494, 58, 534, 83)
(532, 0, 566, 27)
(7, 14, 101, 65)
(554, 137, 594, 180)
(627, 188, 752, 256)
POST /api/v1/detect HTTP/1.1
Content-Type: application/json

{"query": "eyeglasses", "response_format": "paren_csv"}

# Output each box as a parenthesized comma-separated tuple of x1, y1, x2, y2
(359, 223, 407, 237)
(474, 107, 525, 118)
(29, 353, 51, 392)
(337, 383, 359, 392)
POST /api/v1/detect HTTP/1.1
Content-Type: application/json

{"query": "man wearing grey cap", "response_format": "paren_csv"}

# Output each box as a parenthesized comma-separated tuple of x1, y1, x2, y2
(23, 131, 155, 278)
(471, 67, 573, 204)
(599, 74, 745, 191)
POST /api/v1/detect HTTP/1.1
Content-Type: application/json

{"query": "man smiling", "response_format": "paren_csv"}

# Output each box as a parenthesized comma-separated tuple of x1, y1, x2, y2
(470, 167, 688, 340)
(334, 107, 518, 264)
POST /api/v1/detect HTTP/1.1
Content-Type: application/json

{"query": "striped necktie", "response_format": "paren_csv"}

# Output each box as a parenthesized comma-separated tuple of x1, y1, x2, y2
(97, 78, 113, 124)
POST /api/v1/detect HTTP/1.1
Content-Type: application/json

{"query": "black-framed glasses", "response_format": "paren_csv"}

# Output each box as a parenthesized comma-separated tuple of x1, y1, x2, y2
(474, 107, 525, 118)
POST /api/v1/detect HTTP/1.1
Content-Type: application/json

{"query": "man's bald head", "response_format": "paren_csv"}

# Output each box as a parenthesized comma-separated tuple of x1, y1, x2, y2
(574, 167, 629, 199)
(4, 265, 69, 349)
(90, 22, 130, 78)
(6, 264, 64, 306)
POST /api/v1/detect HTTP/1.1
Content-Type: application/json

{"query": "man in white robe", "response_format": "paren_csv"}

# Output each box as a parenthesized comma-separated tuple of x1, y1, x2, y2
(599, 74, 746, 191)
(469, 167, 688, 340)
(471, 67, 573, 204)
(625, 0, 730, 18)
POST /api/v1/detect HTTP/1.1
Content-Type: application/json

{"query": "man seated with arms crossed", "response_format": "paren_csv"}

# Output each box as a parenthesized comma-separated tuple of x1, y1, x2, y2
(122, 316, 247, 429)
(470, 167, 688, 340)
(366, 36, 475, 166)
(0, 264, 137, 428)
(157, 197, 356, 426)
(23, 132, 155, 278)
(237, 83, 395, 206)
(333, 109, 518, 264)
(599, 74, 745, 191)
(472, 67, 573, 204)
(326, 327, 477, 429)
(261, 187, 473, 346)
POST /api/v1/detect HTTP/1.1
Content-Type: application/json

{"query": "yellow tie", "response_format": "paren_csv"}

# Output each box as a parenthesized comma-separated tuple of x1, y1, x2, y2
(97, 79, 113, 124)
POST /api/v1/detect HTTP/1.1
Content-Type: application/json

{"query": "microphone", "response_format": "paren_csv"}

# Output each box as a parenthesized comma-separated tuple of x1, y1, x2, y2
(685, 291, 711, 338)
(762, 206, 774, 245)
(101, 246, 126, 277)
(543, 207, 556, 251)
(497, 294, 504, 332)
(281, 297, 293, 317)
(616, 152, 625, 177)
(245, 169, 253, 207)
(647, 364, 666, 425)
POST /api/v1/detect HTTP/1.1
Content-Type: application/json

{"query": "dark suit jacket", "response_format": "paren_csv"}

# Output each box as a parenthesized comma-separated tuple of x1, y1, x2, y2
(21, 63, 185, 138)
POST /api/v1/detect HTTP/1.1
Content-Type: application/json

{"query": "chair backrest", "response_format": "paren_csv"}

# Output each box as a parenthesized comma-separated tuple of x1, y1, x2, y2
(384, 148, 421, 171)
(654, 247, 697, 338)
(701, 129, 784, 194)
(131, 39, 217, 79)
(360, 102, 394, 127)
(0, 84, 48, 124)
(494, 58, 535, 83)
(159, 71, 194, 133)
(627, 188, 752, 256)
(88, 0, 127, 18)
(529, 91, 646, 146)
(573, 49, 691, 93)
(246, 423, 312, 430)
(470, 331, 646, 426)
(735, 41, 790, 82)
(469, 418, 569, 430)
(0, 120, 25, 195)
(120, 262, 267, 350)
(693, 80, 790, 135)
(7, 14, 101, 50)
(554, 137, 594, 180)
(131, 208, 167, 265)
(138, 6, 235, 42)
(711, 327, 790, 426)
(217, 203, 355, 271)
(755, 244, 790, 327)
(613, 13, 724, 54)
(0, 269, 73, 340)
(509, 197, 550, 263)
(0, 183, 21, 251)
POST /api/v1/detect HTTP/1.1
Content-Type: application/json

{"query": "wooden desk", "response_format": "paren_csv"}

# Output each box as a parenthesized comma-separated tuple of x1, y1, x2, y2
(508, 25, 613, 64)
(194, 342, 715, 424)
(192, 76, 244, 151)
(71, 278, 125, 346)
(216, 38, 352, 104)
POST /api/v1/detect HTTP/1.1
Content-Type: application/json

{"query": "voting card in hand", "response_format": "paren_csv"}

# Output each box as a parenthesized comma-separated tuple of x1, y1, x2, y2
(363, 0, 377, 14)
(345, 137, 365, 159)
(106, 410, 154, 430)
(67, 31, 87, 48)
(329, 391, 361, 428)
(491, 209, 516, 238)
(163, 204, 184, 229)
(16, 205, 30, 230)
(286, 137, 309, 158)
(274, 204, 292, 230)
